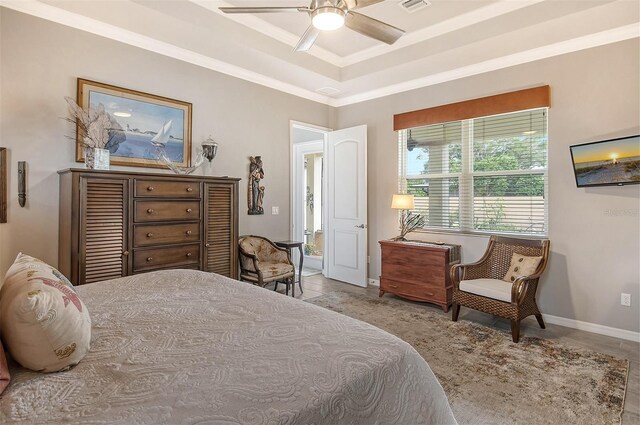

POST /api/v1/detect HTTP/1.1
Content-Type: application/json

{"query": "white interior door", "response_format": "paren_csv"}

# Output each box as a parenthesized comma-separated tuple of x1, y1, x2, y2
(325, 125, 367, 287)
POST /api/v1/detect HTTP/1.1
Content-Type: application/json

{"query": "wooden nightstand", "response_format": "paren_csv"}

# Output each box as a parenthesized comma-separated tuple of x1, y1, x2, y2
(379, 240, 461, 312)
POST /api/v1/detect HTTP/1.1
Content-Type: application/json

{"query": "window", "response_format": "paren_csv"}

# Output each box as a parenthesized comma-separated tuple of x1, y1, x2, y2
(398, 108, 548, 236)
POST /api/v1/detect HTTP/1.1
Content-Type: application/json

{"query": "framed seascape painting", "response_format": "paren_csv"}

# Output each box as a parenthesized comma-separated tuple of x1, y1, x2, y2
(75, 79, 192, 169)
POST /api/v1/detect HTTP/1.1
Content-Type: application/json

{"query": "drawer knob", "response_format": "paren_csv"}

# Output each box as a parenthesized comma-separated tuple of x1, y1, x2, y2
(122, 251, 129, 256)
(147, 208, 154, 214)
(186, 208, 192, 213)
(146, 233, 153, 238)
(186, 230, 192, 235)
(186, 252, 192, 258)
(205, 243, 211, 247)
(186, 187, 193, 192)
(146, 257, 153, 262)
(147, 186, 154, 191)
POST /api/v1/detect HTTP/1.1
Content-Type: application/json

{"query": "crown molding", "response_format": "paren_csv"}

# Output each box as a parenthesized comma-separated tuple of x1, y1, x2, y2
(0, 0, 334, 105)
(332, 24, 640, 107)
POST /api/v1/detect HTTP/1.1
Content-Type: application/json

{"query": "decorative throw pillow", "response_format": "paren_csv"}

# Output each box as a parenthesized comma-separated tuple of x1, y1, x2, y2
(503, 253, 543, 283)
(0, 253, 91, 373)
(0, 341, 9, 394)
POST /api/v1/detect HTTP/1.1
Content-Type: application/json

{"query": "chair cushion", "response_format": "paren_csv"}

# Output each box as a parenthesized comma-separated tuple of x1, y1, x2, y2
(0, 253, 91, 373)
(460, 278, 513, 302)
(503, 253, 542, 283)
(257, 262, 294, 279)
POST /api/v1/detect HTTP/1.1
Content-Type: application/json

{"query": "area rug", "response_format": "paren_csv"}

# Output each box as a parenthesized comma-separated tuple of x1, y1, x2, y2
(307, 292, 629, 425)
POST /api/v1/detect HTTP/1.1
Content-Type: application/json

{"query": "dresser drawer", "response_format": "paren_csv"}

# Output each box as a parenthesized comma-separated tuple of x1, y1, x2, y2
(134, 223, 200, 247)
(133, 244, 200, 272)
(134, 200, 200, 222)
(380, 278, 446, 302)
(135, 179, 200, 198)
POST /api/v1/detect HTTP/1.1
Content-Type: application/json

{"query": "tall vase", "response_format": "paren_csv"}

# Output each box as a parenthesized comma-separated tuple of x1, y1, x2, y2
(85, 147, 110, 170)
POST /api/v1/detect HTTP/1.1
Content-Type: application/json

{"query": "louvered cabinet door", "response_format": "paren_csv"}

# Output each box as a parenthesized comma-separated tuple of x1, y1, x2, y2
(204, 182, 238, 278)
(80, 177, 129, 284)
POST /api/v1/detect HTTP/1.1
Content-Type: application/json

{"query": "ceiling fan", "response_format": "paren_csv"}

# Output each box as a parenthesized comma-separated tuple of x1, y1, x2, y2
(219, 0, 405, 52)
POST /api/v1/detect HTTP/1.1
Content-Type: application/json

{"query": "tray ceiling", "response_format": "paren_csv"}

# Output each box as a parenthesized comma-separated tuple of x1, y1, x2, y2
(2, 0, 638, 106)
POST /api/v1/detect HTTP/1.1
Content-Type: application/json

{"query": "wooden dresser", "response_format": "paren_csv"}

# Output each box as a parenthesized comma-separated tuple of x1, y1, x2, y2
(379, 240, 461, 312)
(58, 169, 239, 285)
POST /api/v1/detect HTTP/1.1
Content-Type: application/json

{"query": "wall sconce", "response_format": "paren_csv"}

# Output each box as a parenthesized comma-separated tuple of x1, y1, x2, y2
(0, 148, 6, 222)
(18, 161, 26, 207)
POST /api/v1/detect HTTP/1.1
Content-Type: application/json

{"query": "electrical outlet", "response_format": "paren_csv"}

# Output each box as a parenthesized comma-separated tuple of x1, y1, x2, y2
(621, 293, 631, 307)
(368, 278, 379, 287)
(271, 206, 279, 215)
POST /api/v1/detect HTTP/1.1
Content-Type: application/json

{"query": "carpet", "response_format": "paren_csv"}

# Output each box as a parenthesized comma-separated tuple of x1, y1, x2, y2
(306, 292, 629, 425)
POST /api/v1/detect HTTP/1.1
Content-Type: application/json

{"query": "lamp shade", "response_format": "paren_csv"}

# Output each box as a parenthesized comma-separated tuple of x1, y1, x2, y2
(391, 194, 415, 210)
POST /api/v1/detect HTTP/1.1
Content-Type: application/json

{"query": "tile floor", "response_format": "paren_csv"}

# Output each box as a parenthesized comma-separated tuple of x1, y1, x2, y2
(265, 272, 640, 424)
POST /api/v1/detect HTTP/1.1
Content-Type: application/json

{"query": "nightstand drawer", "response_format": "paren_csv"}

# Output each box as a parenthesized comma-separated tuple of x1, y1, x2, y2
(133, 244, 200, 272)
(134, 200, 200, 222)
(135, 179, 200, 198)
(134, 223, 200, 247)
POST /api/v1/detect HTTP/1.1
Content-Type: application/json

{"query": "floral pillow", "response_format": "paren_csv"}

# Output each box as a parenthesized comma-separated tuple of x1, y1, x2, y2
(0, 253, 91, 373)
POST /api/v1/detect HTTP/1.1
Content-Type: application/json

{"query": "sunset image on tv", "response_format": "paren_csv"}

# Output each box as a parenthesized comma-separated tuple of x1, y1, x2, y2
(571, 135, 640, 186)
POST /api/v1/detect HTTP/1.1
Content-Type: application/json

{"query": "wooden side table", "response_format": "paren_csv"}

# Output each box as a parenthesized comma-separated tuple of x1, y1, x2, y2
(275, 240, 304, 296)
(379, 240, 461, 312)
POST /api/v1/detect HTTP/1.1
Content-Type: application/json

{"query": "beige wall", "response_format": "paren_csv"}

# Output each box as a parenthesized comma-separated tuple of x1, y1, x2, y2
(0, 9, 331, 275)
(337, 39, 640, 333)
(1, 8, 638, 334)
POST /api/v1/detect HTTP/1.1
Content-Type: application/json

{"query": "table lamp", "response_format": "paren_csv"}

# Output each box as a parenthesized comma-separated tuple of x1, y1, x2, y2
(391, 194, 425, 241)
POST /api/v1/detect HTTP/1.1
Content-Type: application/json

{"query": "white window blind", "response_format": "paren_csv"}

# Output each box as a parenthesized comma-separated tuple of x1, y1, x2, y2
(399, 108, 548, 236)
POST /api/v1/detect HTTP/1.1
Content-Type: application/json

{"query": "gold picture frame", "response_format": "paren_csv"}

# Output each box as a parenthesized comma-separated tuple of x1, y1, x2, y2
(75, 79, 192, 169)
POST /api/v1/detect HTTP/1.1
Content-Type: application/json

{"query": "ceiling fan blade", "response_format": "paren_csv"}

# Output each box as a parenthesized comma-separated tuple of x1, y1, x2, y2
(345, 11, 404, 44)
(294, 26, 320, 52)
(343, 0, 384, 10)
(219, 6, 308, 14)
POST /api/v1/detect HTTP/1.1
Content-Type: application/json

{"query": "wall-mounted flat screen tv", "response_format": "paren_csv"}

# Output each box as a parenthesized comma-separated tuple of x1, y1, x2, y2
(570, 135, 640, 187)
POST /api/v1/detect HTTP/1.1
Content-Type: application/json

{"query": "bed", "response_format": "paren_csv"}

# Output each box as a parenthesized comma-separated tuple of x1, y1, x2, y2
(0, 269, 456, 424)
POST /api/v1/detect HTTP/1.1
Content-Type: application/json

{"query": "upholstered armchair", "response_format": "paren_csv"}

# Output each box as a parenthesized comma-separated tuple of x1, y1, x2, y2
(238, 235, 295, 294)
(450, 235, 550, 343)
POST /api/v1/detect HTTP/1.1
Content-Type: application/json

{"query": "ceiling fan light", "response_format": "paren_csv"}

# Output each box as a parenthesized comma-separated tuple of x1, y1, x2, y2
(311, 7, 346, 31)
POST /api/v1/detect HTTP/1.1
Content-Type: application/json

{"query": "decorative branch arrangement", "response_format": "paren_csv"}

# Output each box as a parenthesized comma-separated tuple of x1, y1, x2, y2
(393, 211, 426, 241)
(64, 97, 124, 152)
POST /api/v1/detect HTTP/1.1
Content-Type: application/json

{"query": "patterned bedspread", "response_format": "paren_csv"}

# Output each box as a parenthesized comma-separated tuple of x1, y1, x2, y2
(0, 270, 456, 424)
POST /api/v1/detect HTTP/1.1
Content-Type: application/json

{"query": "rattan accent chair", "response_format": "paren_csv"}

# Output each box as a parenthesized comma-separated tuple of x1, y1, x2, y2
(238, 235, 296, 295)
(450, 235, 550, 343)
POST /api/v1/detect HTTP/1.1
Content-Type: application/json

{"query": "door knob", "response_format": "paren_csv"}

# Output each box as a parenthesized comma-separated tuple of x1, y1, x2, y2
(354, 224, 367, 229)
(122, 251, 129, 256)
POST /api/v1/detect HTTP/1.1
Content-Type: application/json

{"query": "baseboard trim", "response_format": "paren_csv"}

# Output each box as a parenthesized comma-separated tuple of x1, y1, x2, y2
(540, 314, 640, 343)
